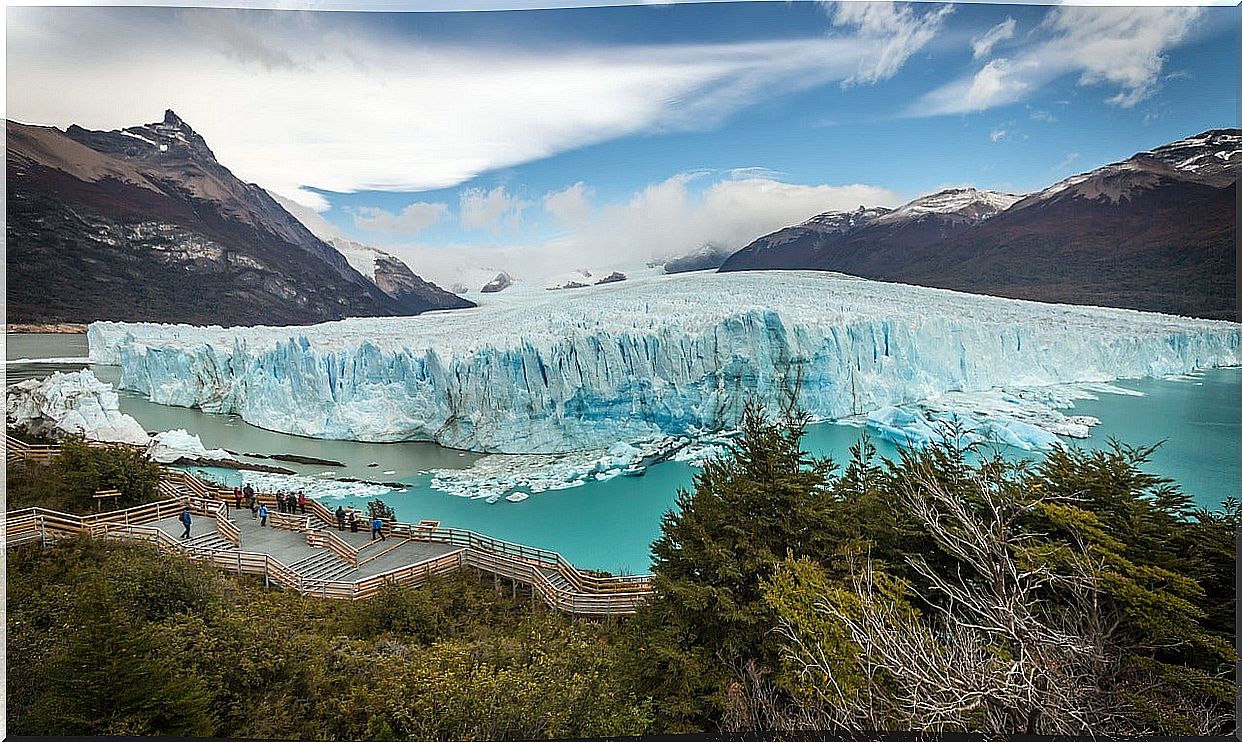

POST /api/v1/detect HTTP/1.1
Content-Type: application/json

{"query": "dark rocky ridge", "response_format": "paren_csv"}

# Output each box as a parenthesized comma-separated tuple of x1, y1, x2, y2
(7, 110, 471, 326)
(662, 243, 733, 273)
(481, 272, 513, 293)
(719, 130, 1238, 321)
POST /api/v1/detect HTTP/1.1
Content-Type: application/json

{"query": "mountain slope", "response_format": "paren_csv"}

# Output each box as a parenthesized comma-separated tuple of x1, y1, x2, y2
(718, 189, 1015, 273)
(6, 111, 468, 326)
(896, 179, 1234, 318)
(268, 192, 472, 314)
(719, 130, 1237, 320)
(893, 130, 1238, 320)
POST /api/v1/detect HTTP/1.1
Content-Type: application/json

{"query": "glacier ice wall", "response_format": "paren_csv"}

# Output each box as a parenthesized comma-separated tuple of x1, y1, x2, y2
(88, 271, 1242, 454)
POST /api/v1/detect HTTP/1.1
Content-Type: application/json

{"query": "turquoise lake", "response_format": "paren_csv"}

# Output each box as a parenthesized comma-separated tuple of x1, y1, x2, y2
(7, 333, 1240, 574)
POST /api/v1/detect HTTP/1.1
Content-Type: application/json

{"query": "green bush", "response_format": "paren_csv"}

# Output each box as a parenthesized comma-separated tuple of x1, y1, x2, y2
(6, 435, 161, 513)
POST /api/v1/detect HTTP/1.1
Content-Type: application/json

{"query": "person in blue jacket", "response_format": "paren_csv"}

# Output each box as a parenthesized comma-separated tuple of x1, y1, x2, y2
(259, 503, 269, 527)
(179, 507, 192, 539)
(371, 516, 386, 542)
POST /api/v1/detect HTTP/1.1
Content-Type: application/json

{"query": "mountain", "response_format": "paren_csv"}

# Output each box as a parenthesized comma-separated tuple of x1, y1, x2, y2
(662, 243, 734, 273)
(481, 272, 514, 293)
(719, 130, 1238, 320)
(718, 189, 1016, 274)
(269, 193, 473, 314)
(891, 129, 1239, 320)
(6, 111, 469, 326)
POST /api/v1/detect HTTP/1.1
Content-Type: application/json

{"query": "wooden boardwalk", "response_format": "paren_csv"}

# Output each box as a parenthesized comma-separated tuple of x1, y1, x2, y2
(4, 435, 653, 616)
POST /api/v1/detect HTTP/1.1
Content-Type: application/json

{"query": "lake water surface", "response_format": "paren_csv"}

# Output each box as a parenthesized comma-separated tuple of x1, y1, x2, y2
(7, 333, 1239, 573)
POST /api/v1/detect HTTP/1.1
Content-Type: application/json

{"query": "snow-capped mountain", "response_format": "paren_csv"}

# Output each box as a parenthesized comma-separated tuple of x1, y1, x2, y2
(719, 188, 1018, 273)
(7, 110, 468, 326)
(800, 205, 893, 233)
(1015, 128, 1240, 209)
(481, 272, 514, 293)
(661, 243, 735, 274)
(870, 187, 1021, 226)
(891, 129, 1238, 319)
(720, 129, 1237, 320)
(269, 193, 472, 314)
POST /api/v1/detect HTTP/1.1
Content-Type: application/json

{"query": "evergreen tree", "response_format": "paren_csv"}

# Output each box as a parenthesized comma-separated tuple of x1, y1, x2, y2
(627, 402, 835, 730)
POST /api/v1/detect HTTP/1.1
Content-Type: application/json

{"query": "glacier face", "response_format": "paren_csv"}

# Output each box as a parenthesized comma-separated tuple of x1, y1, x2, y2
(88, 271, 1242, 454)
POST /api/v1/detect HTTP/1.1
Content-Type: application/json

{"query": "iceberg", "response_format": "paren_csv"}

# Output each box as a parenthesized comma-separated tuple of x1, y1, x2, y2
(148, 428, 236, 464)
(6, 369, 150, 445)
(87, 271, 1242, 455)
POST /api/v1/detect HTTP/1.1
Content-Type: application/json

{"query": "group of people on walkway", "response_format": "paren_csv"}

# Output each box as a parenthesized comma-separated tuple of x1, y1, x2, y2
(274, 490, 307, 515)
(334, 504, 386, 541)
(217, 483, 388, 539)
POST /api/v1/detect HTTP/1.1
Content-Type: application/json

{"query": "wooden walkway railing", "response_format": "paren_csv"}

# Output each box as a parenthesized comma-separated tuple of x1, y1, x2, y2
(5, 436, 654, 615)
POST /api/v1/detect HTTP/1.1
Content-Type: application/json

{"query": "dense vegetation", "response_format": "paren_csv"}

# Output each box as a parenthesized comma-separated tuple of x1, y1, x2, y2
(627, 407, 1238, 736)
(7, 539, 649, 739)
(6, 434, 162, 512)
(6, 405, 1236, 737)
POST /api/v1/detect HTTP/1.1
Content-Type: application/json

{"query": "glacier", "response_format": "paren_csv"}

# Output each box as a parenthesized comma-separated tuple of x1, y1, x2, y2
(88, 271, 1242, 456)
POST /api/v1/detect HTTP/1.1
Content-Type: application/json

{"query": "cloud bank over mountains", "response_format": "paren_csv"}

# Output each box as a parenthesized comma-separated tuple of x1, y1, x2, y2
(7, 3, 952, 209)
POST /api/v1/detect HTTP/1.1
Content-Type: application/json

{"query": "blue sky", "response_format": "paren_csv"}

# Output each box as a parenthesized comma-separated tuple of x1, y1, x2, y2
(6, 2, 1237, 283)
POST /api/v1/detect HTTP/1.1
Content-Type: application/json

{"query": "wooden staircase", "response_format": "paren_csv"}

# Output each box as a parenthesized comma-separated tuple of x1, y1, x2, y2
(289, 550, 357, 581)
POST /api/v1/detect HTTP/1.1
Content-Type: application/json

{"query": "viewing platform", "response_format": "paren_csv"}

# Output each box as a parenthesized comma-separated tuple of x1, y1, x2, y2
(4, 435, 653, 616)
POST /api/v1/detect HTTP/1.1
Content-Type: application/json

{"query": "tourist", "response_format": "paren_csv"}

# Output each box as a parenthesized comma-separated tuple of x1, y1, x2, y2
(276, 492, 286, 514)
(348, 508, 358, 533)
(298, 492, 307, 515)
(233, 486, 242, 511)
(259, 503, 269, 527)
(180, 507, 192, 539)
(242, 483, 254, 506)
(371, 516, 386, 542)
(249, 491, 258, 519)
(335, 505, 346, 531)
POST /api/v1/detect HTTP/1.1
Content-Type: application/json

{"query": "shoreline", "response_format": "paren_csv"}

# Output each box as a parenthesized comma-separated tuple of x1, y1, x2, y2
(6, 323, 89, 334)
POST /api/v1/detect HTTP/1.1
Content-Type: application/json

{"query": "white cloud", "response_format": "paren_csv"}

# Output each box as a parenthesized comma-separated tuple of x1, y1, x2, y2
(7, 6, 948, 208)
(543, 182, 595, 228)
(830, 1, 954, 87)
(1029, 108, 1057, 123)
(911, 6, 1201, 116)
(383, 172, 904, 287)
(268, 190, 348, 241)
(460, 186, 532, 234)
(971, 17, 1016, 59)
(989, 127, 1009, 142)
(352, 202, 449, 236)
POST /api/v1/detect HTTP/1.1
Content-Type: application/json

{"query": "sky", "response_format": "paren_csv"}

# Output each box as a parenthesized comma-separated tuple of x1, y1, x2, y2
(5, 1, 1237, 286)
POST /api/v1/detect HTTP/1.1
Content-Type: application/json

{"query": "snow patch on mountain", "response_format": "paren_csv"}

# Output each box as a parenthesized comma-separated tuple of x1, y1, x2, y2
(871, 187, 1021, 225)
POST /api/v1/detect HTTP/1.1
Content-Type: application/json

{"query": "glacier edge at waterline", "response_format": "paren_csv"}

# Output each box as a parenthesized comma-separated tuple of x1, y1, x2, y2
(87, 271, 1242, 455)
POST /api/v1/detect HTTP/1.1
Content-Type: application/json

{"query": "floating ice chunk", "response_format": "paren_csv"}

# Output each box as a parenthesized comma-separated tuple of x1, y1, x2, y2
(148, 428, 235, 464)
(6, 369, 149, 445)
